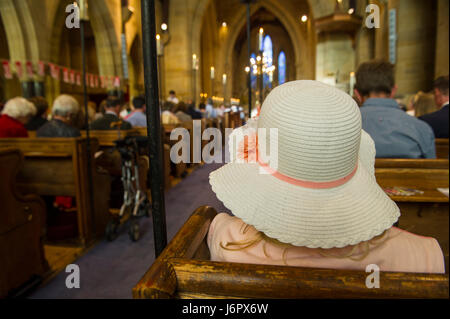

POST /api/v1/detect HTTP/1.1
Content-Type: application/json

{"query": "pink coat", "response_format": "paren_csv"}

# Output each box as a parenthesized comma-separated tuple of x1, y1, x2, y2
(207, 213, 445, 273)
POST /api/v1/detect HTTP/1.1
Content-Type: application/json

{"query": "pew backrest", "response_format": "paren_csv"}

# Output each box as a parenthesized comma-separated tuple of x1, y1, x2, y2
(133, 206, 449, 299)
(436, 138, 449, 159)
(82, 129, 140, 147)
(0, 137, 108, 245)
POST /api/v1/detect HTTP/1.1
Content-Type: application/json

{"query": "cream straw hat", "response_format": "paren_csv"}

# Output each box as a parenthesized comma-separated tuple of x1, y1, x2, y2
(210, 80, 400, 249)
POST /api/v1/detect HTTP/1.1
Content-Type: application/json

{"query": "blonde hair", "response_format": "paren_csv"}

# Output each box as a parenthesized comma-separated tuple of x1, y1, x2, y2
(413, 91, 437, 118)
(220, 222, 392, 265)
(52, 94, 80, 118)
(1, 97, 37, 119)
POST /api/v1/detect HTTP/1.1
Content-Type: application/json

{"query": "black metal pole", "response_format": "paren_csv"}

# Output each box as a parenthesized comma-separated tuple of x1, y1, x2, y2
(141, 0, 167, 257)
(81, 19, 96, 242)
(246, 3, 252, 117)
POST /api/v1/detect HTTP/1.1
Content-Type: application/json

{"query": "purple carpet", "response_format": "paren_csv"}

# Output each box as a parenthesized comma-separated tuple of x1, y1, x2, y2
(28, 163, 230, 299)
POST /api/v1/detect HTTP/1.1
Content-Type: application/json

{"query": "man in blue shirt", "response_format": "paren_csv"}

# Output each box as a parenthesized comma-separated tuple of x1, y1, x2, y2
(354, 60, 436, 158)
(126, 95, 147, 127)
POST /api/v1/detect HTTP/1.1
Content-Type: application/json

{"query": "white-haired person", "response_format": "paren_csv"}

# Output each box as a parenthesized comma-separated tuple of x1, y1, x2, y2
(37, 94, 81, 138)
(0, 97, 36, 138)
(208, 80, 445, 274)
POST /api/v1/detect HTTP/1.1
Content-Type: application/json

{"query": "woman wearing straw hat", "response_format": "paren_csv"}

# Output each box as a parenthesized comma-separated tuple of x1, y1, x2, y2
(208, 80, 444, 273)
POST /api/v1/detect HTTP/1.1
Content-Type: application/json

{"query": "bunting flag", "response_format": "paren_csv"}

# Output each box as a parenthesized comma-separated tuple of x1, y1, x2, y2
(2, 61, 12, 79)
(76, 72, 81, 86)
(38, 61, 46, 77)
(15, 61, 23, 78)
(69, 70, 76, 84)
(63, 68, 70, 83)
(113, 76, 120, 88)
(89, 73, 95, 88)
(100, 75, 106, 88)
(49, 63, 60, 80)
(26, 61, 34, 78)
(1, 59, 122, 89)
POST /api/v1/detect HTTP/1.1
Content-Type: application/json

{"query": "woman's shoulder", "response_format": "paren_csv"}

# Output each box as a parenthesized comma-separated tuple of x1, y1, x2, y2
(380, 227, 445, 273)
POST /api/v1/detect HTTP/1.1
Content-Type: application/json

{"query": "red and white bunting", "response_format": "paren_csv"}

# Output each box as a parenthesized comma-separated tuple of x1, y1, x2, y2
(113, 76, 121, 87)
(63, 68, 70, 83)
(26, 61, 34, 78)
(2, 61, 13, 79)
(76, 72, 81, 86)
(69, 70, 76, 84)
(1, 59, 121, 90)
(15, 61, 24, 78)
(100, 76, 106, 88)
(38, 61, 46, 77)
(90, 74, 95, 88)
(49, 63, 60, 80)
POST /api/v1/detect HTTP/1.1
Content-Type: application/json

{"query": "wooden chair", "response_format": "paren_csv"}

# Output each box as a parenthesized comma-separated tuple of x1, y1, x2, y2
(0, 149, 49, 298)
(0, 138, 111, 246)
(436, 138, 449, 159)
(133, 206, 449, 299)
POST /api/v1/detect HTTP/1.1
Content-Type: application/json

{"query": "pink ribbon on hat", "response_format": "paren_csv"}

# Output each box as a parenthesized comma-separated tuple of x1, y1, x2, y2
(236, 131, 358, 189)
(258, 159, 358, 189)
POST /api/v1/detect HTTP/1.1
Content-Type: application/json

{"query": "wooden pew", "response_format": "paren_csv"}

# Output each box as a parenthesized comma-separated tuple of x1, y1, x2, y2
(81, 129, 140, 147)
(85, 129, 172, 191)
(375, 164, 449, 272)
(375, 168, 448, 203)
(133, 206, 448, 299)
(0, 138, 110, 246)
(375, 158, 449, 169)
(0, 149, 49, 298)
(436, 138, 449, 159)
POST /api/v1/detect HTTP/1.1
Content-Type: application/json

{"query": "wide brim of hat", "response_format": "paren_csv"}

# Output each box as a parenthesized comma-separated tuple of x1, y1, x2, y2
(209, 159, 400, 249)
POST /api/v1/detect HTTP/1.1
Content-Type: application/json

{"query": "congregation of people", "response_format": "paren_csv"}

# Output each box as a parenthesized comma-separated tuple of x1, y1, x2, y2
(0, 89, 235, 139)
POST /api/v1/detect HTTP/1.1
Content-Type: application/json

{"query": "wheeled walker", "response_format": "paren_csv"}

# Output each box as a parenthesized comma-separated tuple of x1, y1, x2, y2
(105, 136, 151, 242)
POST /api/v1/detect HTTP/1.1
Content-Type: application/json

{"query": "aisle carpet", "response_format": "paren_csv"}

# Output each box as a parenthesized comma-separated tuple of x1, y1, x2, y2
(29, 163, 230, 299)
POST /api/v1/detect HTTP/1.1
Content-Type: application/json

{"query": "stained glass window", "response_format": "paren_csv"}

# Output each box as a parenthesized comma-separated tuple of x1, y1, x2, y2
(278, 51, 286, 85)
(263, 35, 273, 88)
(250, 52, 257, 89)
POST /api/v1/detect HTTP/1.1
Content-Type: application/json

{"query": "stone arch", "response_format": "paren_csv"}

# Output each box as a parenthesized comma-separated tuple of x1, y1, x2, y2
(0, 0, 28, 64)
(191, 0, 317, 104)
(49, 0, 122, 79)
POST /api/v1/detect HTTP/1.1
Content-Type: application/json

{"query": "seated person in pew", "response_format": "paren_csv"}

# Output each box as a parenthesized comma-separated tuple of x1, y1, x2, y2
(354, 60, 436, 159)
(0, 97, 36, 138)
(174, 101, 193, 122)
(36, 94, 81, 227)
(419, 76, 449, 139)
(208, 80, 445, 274)
(186, 101, 203, 120)
(161, 101, 180, 125)
(90, 96, 132, 130)
(37, 95, 81, 138)
(125, 95, 147, 127)
(26, 96, 49, 131)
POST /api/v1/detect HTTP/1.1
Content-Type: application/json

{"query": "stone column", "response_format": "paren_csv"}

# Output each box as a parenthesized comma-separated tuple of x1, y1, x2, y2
(435, 0, 449, 78)
(391, 0, 437, 94)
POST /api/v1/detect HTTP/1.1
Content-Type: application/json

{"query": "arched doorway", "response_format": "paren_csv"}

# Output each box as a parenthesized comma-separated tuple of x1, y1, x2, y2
(231, 7, 296, 107)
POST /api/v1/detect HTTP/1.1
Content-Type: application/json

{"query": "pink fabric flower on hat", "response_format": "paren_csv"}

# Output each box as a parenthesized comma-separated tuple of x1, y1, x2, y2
(237, 132, 258, 163)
